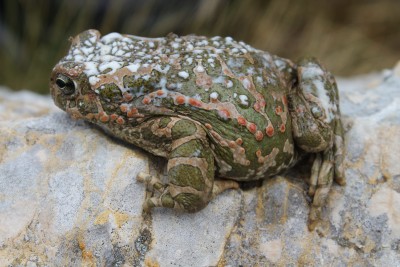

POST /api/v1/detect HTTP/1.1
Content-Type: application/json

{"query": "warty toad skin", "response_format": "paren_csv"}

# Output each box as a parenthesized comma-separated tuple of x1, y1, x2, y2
(50, 30, 345, 230)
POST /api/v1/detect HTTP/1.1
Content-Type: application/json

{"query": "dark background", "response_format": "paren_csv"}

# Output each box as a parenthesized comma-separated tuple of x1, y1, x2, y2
(1, 0, 399, 94)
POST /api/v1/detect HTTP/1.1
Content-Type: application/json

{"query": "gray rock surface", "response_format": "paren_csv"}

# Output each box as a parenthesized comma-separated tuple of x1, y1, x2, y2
(1, 62, 399, 266)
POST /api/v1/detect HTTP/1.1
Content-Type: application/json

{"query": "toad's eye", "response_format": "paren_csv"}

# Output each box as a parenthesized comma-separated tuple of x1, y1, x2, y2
(311, 106, 323, 119)
(56, 74, 75, 95)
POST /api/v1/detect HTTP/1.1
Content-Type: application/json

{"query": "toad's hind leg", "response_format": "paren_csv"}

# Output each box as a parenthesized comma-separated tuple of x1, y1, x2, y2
(137, 119, 238, 213)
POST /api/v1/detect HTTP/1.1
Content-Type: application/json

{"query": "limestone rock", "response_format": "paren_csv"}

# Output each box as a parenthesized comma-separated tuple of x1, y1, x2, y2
(0, 61, 399, 266)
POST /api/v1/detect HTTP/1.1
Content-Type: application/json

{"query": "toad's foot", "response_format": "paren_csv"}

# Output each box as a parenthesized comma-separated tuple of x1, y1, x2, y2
(307, 150, 334, 231)
(137, 172, 239, 212)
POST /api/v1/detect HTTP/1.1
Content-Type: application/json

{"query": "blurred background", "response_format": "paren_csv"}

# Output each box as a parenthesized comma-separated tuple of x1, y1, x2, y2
(0, 0, 399, 94)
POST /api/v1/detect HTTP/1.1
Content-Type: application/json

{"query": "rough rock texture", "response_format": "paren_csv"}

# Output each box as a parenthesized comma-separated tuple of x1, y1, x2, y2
(1, 62, 399, 266)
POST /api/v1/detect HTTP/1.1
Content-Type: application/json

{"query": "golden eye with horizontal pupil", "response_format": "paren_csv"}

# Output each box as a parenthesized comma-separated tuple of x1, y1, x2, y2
(311, 106, 323, 118)
(56, 74, 75, 95)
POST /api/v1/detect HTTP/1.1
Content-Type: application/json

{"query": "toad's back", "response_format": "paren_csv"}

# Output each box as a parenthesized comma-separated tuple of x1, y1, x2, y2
(52, 30, 345, 228)
(55, 30, 298, 180)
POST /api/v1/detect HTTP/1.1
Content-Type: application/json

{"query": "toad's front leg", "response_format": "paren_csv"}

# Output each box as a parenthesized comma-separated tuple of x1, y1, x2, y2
(290, 58, 345, 230)
(137, 118, 238, 213)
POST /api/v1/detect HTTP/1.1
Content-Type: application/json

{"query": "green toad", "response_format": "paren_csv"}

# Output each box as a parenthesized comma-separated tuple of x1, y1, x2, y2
(50, 30, 345, 229)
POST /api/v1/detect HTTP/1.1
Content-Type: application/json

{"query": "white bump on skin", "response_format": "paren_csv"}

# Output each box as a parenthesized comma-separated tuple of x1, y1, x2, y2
(81, 46, 94, 55)
(186, 44, 194, 51)
(242, 77, 251, 89)
(274, 59, 286, 69)
(178, 71, 189, 79)
(239, 95, 249, 106)
(186, 58, 193, 65)
(154, 64, 170, 74)
(210, 92, 219, 100)
(88, 36, 97, 43)
(225, 37, 233, 45)
(111, 46, 118, 55)
(101, 32, 123, 44)
(74, 55, 84, 62)
(121, 37, 133, 44)
(171, 42, 180, 49)
(99, 55, 116, 62)
(195, 64, 205, 73)
(115, 50, 125, 56)
(126, 63, 140, 72)
(98, 61, 122, 74)
(226, 80, 233, 88)
(89, 76, 100, 86)
(99, 45, 112, 56)
(302, 65, 325, 79)
(84, 62, 98, 76)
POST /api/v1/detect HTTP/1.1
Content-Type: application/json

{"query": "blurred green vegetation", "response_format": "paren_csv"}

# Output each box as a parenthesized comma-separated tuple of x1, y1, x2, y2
(1, 0, 399, 94)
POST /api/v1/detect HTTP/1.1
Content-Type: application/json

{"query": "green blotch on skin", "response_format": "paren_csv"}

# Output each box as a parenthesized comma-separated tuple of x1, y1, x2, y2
(123, 72, 159, 95)
(161, 193, 175, 208)
(101, 68, 113, 74)
(77, 99, 97, 115)
(100, 84, 122, 102)
(205, 151, 214, 180)
(171, 120, 197, 139)
(169, 164, 205, 191)
(159, 117, 171, 128)
(141, 126, 163, 145)
(295, 135, 322, 149)
(170, 139, 205, 158)
(174, 193, 203, 212)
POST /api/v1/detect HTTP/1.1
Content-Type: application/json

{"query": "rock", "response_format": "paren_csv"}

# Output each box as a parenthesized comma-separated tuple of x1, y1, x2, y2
(0, 61, 399, 266)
